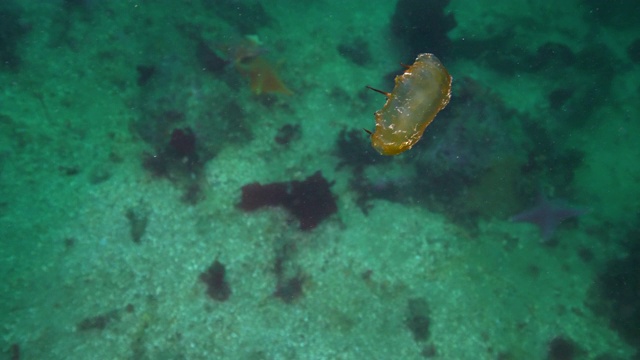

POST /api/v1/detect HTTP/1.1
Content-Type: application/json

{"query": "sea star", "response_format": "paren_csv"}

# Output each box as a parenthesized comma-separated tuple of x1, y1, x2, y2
(510, 194, 588, 242)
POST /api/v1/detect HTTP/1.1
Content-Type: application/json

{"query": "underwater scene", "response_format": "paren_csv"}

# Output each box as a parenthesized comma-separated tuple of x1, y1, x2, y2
(1, 0, 639, 359)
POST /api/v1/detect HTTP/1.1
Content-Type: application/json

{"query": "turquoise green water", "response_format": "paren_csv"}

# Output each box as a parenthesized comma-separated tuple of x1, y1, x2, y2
(1, 1, 639, 359)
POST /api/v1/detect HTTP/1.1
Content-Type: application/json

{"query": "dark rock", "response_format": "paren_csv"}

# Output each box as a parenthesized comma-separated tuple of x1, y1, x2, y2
(627, 38, 640, 63)
(390, 0, 455, 57)
(337, 37, 371, 66)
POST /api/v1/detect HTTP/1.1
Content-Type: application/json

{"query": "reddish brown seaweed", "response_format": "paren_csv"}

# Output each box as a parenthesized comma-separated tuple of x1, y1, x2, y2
(200, 260, 231, 302)
(239, 171, 337, 230)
